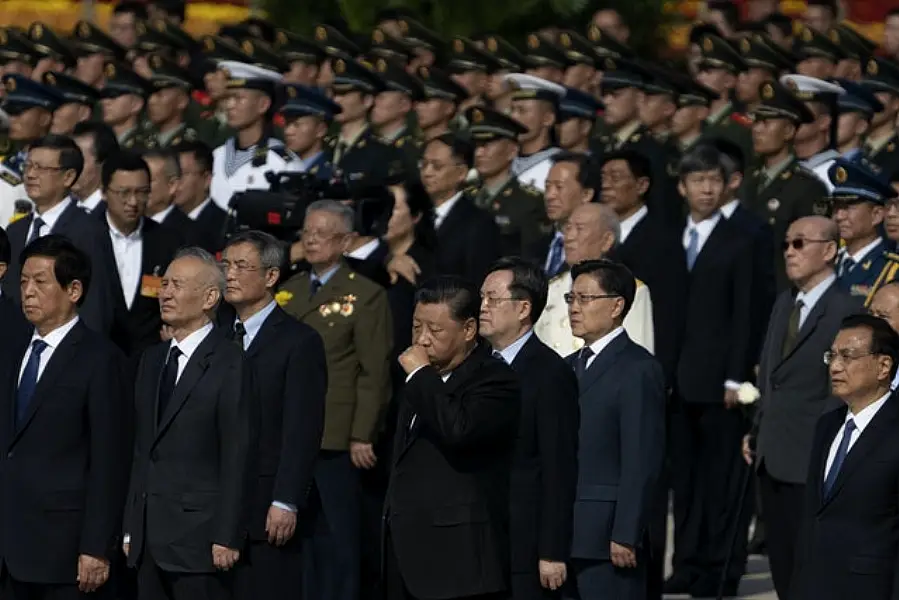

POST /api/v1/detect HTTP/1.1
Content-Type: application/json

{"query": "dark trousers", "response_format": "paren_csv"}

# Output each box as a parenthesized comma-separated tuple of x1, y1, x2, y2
(0, 574, 105, 600)
(302, 451, 360, 600)
(563, 558, 646, 600)
(136, 550, 231, 600)
(669, 400, 749, 585)
(758, 466, 805, 599)
(233, 538, 302, 600)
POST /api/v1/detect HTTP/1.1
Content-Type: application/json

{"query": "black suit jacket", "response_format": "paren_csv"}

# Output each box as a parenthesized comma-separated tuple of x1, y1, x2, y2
(0, 295, 28, 363)
(3, 202, 118, 334)
(791, 395, 899, 600)
(191, 202, 227, 254)
(386, 343, 521, 599)
(124, 326, 255, 573)
(159, 206, 196, 246)
(507, 334, 579, 573)
(435, 194, 501, 285)
(241, 306, 327, 540)
(677, 216, 755, 403)
(567, 333, 666, 559)
(108, 219, 182, 357)
(616, 212, 688, 385)
(0, 321, 130, 584)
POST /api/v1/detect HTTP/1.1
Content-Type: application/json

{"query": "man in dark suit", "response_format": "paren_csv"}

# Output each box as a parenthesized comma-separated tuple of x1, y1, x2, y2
(745, 215, 859, 598)
(388, 276, 521, 600)
(666, 145, 757, 597)
(71, 121, 120, 215)
(421, 133, 501, 284)
(479, 258, 579, 599)
(142, 149, 195, 245)
(2, 135, 118, 334)
(0, 235, 130, 600)
(563, 259, 666, 600)
(174, 141, 228, 254)
(791, 314, 899, 600)
(123, 247, 254, 600)
(0, 228, 29, 357)
(222, 231, 327, 600)
(101, 152, 182, 357)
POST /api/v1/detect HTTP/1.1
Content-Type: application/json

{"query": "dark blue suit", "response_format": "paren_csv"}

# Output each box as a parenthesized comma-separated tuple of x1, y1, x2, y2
(837, 239, 889, 304)
(564, 332, 666, 600)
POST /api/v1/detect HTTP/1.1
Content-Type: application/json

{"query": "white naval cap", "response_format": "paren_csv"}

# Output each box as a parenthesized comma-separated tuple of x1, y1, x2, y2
(503, 73, 566, 102)
(219, 60, 283, 95)
(779, 74, 846, 102)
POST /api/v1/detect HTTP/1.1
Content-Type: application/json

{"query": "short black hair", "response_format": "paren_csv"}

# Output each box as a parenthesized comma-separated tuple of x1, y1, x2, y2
(807, 0, 838, 16)
(396, 179, 437, 252)
(29, 135, 84, 182)
(707, 0, 741, 29)
(552, 151, 600, 196)
(838, 314, 899, 379)
(0, 226, 9, 265)
(763, 12, 794, 37)
(570, 258, 636, 319)
(149, 0, 186, 22)
(141, 148, 182, 178)
(689, 23, 723, 45)
(678, 144, 726, 180)
(427, 133, 474, 169)
(113, 0, 149, 20)
(72, 121, 120, 165)
(20, 234, 91, 305)
(173, 140, 214, 173)
(486, 256, 549, 324)
(599, 149, 652, 181)
(703, 137, 745, 175)
(415, 275, 481, 324)
(102, 151, 150, 190)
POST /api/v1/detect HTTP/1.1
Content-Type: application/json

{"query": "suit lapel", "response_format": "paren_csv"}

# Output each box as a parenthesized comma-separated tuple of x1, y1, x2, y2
(690, 218, 727, 273)
(579, 333, 629, 393)
(50, 201, 81, 234)
(3, 335, 30, 448)
(246, 306, 284, 358)
(777, 283, 838, 368)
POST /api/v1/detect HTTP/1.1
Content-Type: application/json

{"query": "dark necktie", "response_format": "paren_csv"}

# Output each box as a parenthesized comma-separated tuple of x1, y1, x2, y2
(546, 235, 564, 277)
(685, 227, 699, 271)
(782, 299, 804, 358)
(310, 278, 323, 300)
(575, 346, 594, 380)
(492, 350, 505, 363)
(839, 256, 856, 278)
(233, 321, 246, 350)
(26, 216, 45, 245)
(16, 339, 48, 426)
(157, 346, 183, 424)
(823, 418, 856, 498)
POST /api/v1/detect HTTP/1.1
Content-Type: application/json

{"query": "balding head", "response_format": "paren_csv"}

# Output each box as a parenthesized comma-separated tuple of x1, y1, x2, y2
(159, 247, 224, 340)
(785, 215, 840, 291)
(871, 282, 899, 334)
(563, 203, 619, 265)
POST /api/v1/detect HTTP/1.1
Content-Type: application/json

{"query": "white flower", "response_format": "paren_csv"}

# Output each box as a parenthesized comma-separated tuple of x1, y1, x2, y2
(737, 382, 761, 405)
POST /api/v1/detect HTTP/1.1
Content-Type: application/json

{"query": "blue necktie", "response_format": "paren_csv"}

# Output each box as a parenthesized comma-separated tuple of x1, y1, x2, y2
(823, 418, 857, 498)
(26, 216, 45, 246)
(16, 339, 49, 426)
(685, 227, 699, 271)
(839, 256, 856, 278)
(310, 278, 323, 300)
(547, 234, 564, 277)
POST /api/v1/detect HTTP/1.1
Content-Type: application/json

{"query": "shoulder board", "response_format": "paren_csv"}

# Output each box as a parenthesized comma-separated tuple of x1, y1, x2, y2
(0, 170, 21, 186)
(271, 145, 295, 161)
(885, 252, 899, 263)
(464, 184, 480, 196)
(635, 277, 645, 288)
(521, 183, 541, 196)
(324, 136, 337, 148)
(8, 210, 28, 225)
(730, 112, 752, 127)
(629, 132, 641, 143)
(184, 128, 199, 141)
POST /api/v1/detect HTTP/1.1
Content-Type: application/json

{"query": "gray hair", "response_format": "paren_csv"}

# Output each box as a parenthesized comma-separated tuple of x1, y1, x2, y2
(306, 199, 355, 233)
(225, 230, 286, 270)
(173, 246, 225, 297)
(596, 203, 621, 247)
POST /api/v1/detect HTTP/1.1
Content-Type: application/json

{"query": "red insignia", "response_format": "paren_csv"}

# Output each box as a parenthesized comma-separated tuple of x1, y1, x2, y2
(192, 90, 212, 107)
(267, 211, 282, 225)
(273, 113, 285, 128)
(730, 112, 752, 127)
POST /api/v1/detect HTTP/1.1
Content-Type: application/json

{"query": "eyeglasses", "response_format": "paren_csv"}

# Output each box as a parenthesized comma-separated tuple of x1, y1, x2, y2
(418, 159, 465, 172)
(107, 187, 151, 201)
(563, 293, 620, 305)
(301, 229, 347, 242)
(782, 238, 832, 252)
(219, 260, 260, 274)
(23, 161, 65, 175)
(823, 350, 877, 366)
(479, 294, 520, 308)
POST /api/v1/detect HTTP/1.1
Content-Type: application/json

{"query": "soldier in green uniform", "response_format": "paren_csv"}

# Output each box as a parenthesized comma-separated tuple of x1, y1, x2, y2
(556, 30, 599, 94)
(862, 57, 899, 180)
(745, 80, 829, 291)
(312, 24, 362, 90)
(275, 29, 327, 87)
(395, 18, 442, 73)
(521, 32, 570, 86)
(40, 71, 99, 135)
(479, 34, 527, 115)
(586, 23, 636, 142)
(414, 65, 468, 141)
(27, 22, 77, 81)
(144, 54, 202, 148)
(668, 74, 717, 155)
(368, 27, 415, 69)
(370, 57, 424, 176)
(99, 61, 157, 151)
(0, 27, 39, 80)
(467, 106, 548, 256)
(794, 24, 844, 80)
(635, 63, 678, 144)
(70, 20, 127, 90)
(445, 36, 501, 132)
(829, 22, 877, 81)
(735, 33, 795, 117)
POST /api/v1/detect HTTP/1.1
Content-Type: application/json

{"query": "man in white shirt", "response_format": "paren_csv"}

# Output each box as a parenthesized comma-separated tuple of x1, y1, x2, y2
(174, 141, 228, 254)
(535, 202, 654, 356)
(540, 152, 596, 278)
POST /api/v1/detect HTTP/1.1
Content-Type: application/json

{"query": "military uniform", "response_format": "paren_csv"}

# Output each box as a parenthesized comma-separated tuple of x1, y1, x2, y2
(504, 73, 566, 191)
(101, 61, 157, 152)
(118, 125, 157, 152)
(861, 57, 899, 179)
(282, 84, 341, 181)
(866, 251, 899, 306)
(370, 58, 425, 175)
(475, 177, 547, 256)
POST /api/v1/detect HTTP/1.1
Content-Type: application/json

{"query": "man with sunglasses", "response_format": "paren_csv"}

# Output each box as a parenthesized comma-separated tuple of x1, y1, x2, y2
(743, 214, 857, 599)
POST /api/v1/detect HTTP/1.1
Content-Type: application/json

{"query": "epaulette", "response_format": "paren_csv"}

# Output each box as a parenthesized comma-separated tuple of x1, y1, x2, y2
(885, 252, 899, 263)
(730, 112, 752, 127)
(0, 170, 21, 186)
(324, 135, 337, 148)
(520, 183, 541, 196)
(464, 184, 480, 196)
(271, 145, 293, 161)
(628, 132, 642, 143)
(635, 277, 645, 288)
(8, 210, 27, 225)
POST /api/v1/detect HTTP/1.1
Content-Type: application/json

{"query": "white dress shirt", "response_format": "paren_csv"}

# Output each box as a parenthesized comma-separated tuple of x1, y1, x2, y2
(187, 198, 213, 220)
(235, 300, 277, 351)
(840, 237, 883, 273)
(682, 212, 722, 257)
(584, 326, 625, 369)
(149, 204, 174, 225)
(18, 316, 80, 385)
(79, 188, 104, 213)
(719, 199, 739, 219)
(27, 198, 72, 241)
(493, 330, 533, 365)
(618, 205, 648, 244)
(346, 238, 381, 260)
(107, 217, 143, 310)
(433, 192, 462, 229)
(169, 322, 214, 382)
(795, 274, 836, 329)
(824, 392, 891, 478)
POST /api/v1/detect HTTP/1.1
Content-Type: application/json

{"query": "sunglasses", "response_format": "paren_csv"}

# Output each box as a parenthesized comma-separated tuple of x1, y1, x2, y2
(782, 238, 832, 252)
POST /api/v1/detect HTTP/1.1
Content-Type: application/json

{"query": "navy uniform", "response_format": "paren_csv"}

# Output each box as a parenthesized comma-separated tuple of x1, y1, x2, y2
(101, 61, 158, 152)
(833, 79, 884, 160)
(503, 73, 565, 191)
(558, 86, 600, 153)
(371, 58, 424, 176)
(862, 57, 899, 179)
(467, 106, 548, 256)
(324, 58, 403, 186)
(145, 54, 201, 148)
(826, 159, 897, 303)
(0, 75, 66, 227)
(282, 84, 341, 181)
(211, 61, 302, 209)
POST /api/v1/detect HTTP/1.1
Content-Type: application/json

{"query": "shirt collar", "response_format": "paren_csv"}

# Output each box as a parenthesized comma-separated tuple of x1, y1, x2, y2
(846, 391, 892, 431)
(35, 198, 72, 229)
(301, 151, 324, 171)
(338, 124, 368, 148)
(235, 300, 277, 347)
(188, 198, 212, 221)
(170, 321, 214, 362)
(107, 215, 143, 240)
(79, 188, 103, 212)
(149, 204, 174, 224)
(380, 126, 406, 143)
(495, 329, 534, 365)
(796, 273, 836, 312)
(346, 238, 381, 260)
(720, 199, 740, 219)
(763, 154, 795, 182)
(311, 264, 340, 286)
(434, 191, 463, 226)
(845, 237, 882, 263)
(586, 326, 625, 358)
(618, 205, 648, 243)
(614, 120, 641, 145)
(686, 211, 722, 234)
(30, 315, 80, 349)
